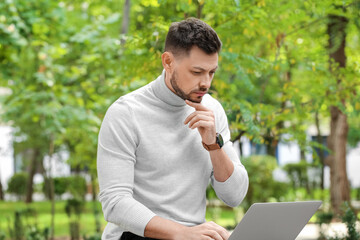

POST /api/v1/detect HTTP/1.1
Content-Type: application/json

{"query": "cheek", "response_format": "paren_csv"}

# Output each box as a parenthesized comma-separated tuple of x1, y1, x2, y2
(184, 72, 201, 90)
(176, 71, 195, 91)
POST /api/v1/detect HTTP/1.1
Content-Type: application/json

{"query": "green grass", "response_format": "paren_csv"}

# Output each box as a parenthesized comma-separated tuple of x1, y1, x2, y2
(0, 201, 107, 238)
(206, 207, 239, 229)
(0, 201, 241, 237)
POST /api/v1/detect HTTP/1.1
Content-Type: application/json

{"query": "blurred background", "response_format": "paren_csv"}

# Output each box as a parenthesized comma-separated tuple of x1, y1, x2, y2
(0, 0, 360, 239)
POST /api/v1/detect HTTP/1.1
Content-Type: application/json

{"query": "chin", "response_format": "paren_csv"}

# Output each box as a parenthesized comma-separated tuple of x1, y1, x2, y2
(188, 97, 202, 103)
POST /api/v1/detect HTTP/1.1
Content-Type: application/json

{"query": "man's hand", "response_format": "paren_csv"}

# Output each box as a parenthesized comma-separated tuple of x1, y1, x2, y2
(174, 221, 230, 240)
(184, 100, 216, 145)
(183, 100, 234, 182)
(145, 216, 230, 240)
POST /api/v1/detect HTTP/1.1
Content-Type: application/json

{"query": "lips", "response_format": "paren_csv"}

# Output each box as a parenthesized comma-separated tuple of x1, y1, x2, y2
(194, 91, 207, 97)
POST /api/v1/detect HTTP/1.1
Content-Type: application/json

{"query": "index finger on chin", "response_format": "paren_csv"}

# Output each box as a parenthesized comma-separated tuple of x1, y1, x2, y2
(185, 99, 208, 111)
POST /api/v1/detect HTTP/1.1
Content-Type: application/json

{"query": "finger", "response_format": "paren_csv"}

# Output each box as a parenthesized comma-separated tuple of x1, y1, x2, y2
(184, 111, 214, 124)
(188, 115, 214, 129)
(190, 120, 214, 130)
(215, 227, 230, 240)
(185, 112, 214, 126)
(202, 237, 214, 240)
(205, 230, 223, 240)
(208, 222, 230, 240)
(185, 99, 209, 111)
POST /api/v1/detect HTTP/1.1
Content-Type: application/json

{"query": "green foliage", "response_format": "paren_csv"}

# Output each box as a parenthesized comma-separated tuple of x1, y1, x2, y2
(0, 201, 104, 238)
(341, 203, 360, 240)
(65, 199, 84, 219)
(355, 188, 360, 200)
(317, 211, 334, 225)
(65, 199, 84, 240)
(67, 175, 87, 200)
(347, 115, 360, 147)
(7, 208, 49, 240)
(318, 203, 360, 240)
(83, 233, 102, 240)
(44, 175, 87, 199)
(283, 161, 321, 191)
(0, 230, 5, 240)
(241, 155, 290, 210)
(25, 227, 49, 240)
(317, 210, 334, 239)
(7, 172, 28, 200)
(53, 177, 69, 196)
(69, 222, 80, 240)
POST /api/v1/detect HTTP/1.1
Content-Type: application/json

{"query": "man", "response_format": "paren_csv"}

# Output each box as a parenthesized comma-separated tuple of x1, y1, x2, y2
(97, 18, 248, 240)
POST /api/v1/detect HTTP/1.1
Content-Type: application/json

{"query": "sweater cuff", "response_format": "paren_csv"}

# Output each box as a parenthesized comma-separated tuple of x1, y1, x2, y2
(125, 205, 157, 237)
(212, 164, 248, 207)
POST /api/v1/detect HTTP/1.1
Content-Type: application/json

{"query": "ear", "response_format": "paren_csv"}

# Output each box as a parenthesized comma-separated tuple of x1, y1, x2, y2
(161, 52, 174, 73)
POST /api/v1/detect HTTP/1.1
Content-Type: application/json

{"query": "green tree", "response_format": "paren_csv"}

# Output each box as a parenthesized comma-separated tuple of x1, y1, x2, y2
(7, 172, 27, 201)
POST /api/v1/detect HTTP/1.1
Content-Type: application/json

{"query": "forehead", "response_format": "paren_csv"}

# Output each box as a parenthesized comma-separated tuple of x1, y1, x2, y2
(176, 46, 218, 70)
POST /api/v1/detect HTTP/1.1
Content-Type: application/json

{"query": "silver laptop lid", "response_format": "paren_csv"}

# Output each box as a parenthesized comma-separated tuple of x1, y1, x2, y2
(229, 201, 322, 240)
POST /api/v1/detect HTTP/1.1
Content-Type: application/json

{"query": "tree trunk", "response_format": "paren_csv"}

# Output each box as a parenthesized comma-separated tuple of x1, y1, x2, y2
(91, 173, 101, 233)
(197, 1, 205, 19)
(46, 135, 56, 240)
(326, 14, 350, 216)
(238, 140, 243, 158)
(265, 138, 277, 157)
(25, 148, 40, 203)
(0, 170, 3, 200)
(315, 111, 325, 190)
(327, 106, 350, 215)
(120, 0, 130, 45)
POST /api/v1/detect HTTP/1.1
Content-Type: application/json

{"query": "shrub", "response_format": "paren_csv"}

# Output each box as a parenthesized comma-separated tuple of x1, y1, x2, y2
(67, 175, 87, 200)
(65, 199, 85, 240)
(7, 172, 28, 200)
(43, 175, 87, 200)
(341, 203, 360, 240)
(318, 203, 360, 240)
(53, 177, 69, 196)
(283, 161, 321, 193)
(0, 230, 5, 240)
(317, 211, 334, 240)
(65, 199, 84, 218)
(7, 208, 49, 240)
(241, 155, 290, 210)
(83, 233, 102, 240)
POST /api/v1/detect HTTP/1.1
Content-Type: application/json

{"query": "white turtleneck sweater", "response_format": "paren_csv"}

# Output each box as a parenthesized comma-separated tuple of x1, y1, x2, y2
(97, 70, 248, 240)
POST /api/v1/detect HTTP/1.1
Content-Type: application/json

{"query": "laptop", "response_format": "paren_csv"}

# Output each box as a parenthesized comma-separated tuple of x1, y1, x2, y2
(229, 201, 322, 240)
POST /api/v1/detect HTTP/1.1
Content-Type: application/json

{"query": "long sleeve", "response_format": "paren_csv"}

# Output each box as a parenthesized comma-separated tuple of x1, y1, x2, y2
(210, 101, 249, 207)
(97, 100, 156, 237)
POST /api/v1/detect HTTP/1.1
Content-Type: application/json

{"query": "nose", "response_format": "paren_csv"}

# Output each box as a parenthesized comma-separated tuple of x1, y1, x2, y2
(200, 75, 212, 89)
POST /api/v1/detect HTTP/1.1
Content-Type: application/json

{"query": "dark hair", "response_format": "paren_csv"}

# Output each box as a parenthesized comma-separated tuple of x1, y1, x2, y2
(164, 18, 222, 56)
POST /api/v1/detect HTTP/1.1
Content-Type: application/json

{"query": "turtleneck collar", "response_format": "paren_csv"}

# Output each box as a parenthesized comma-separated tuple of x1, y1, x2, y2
(152, 70, 187, 107)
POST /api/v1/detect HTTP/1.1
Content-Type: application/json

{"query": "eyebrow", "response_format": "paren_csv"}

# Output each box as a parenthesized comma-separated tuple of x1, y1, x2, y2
(193, 66, 218, 72)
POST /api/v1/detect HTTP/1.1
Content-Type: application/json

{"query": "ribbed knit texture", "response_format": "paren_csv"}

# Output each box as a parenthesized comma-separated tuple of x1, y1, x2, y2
(97, 70, 249, 240)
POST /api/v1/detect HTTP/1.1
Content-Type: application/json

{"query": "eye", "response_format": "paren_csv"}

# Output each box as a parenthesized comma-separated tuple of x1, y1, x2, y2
(193, 71, 201, 75)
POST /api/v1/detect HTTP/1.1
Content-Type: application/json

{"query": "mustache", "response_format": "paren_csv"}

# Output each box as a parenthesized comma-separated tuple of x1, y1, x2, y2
(192, 87, 208, 93)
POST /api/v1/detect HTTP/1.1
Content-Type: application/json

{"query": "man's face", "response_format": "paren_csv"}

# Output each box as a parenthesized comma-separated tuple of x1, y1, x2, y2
(167, 46, 218, 103)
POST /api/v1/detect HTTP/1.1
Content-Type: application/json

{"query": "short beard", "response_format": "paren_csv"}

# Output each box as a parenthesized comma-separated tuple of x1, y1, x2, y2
(170, 70, 207, 103)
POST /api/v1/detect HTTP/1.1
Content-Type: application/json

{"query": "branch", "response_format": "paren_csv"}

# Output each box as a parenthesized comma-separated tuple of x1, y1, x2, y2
(231, 130, 246, 142)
